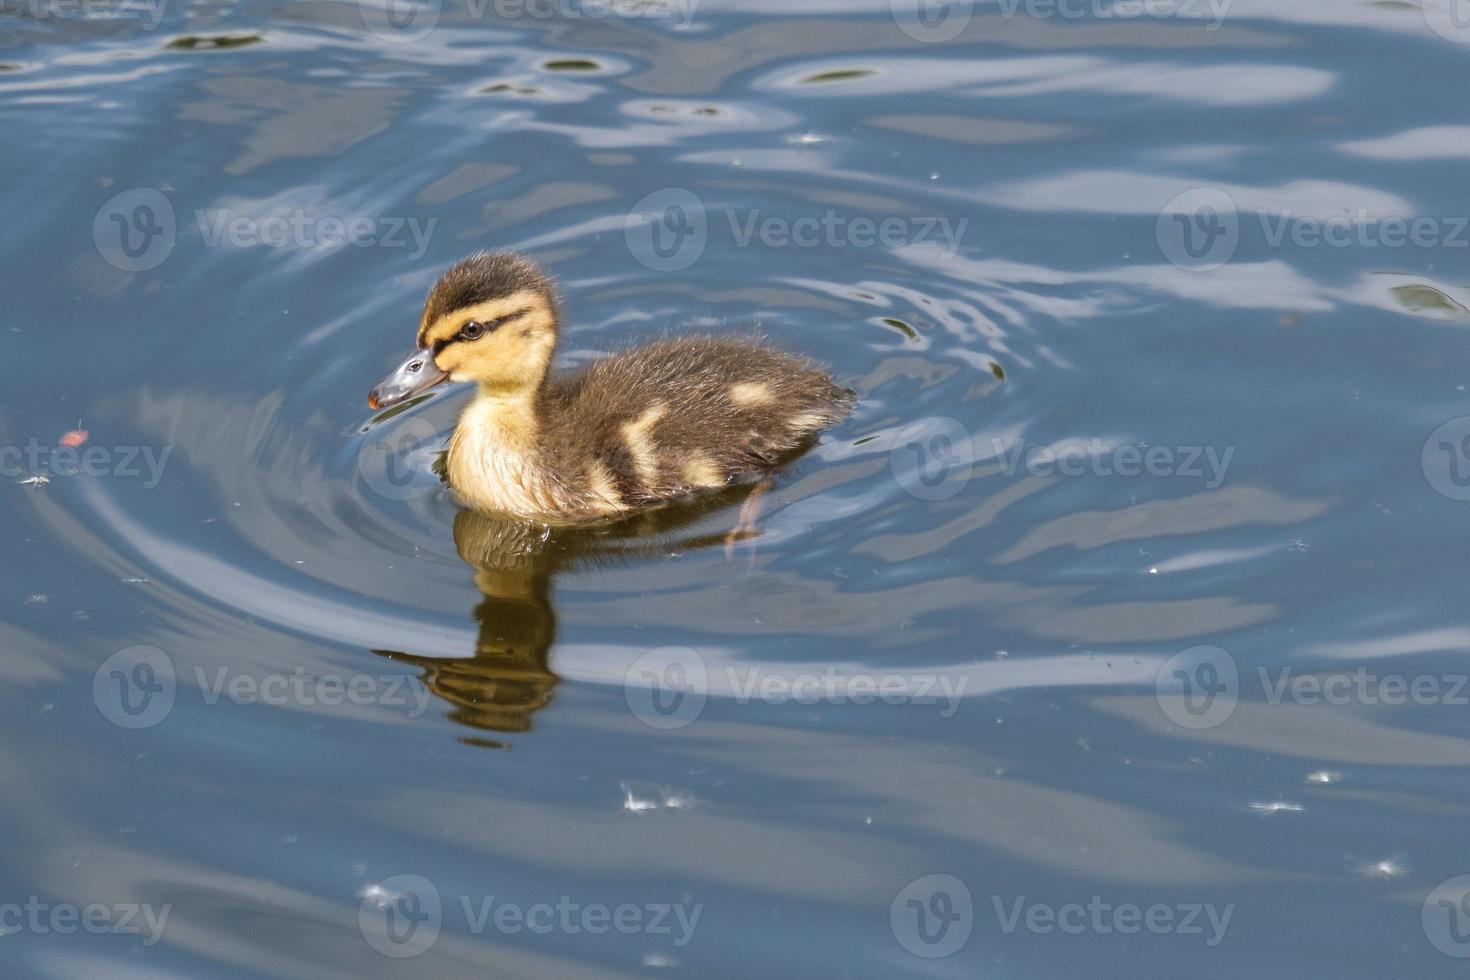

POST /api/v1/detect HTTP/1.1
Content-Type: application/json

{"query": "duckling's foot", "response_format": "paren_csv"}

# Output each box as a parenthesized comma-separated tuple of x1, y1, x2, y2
(724, 477, 772, 563)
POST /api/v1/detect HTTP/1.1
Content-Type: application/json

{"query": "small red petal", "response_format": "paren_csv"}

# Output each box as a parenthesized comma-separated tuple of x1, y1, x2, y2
(59, 430, 89, 448)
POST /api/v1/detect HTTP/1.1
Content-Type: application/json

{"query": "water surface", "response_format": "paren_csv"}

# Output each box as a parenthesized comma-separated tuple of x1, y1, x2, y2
(4, 0, 1470, 976)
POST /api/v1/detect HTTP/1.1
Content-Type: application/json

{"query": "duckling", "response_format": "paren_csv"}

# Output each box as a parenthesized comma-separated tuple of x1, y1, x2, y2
(368, 252, 854, 523)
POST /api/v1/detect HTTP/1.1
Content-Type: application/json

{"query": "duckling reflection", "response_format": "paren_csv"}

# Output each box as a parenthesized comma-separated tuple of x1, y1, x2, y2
(372, 487, 755, 743)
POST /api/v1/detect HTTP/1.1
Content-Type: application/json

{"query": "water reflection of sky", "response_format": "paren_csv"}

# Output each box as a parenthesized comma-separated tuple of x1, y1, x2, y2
(4, 0, 1470, 975)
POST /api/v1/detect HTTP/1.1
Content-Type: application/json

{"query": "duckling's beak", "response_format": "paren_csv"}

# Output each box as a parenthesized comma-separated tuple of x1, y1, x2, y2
(368, 349, 451, 410)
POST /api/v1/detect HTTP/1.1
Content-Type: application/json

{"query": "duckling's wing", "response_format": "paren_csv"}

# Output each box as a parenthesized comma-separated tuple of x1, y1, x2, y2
(544, 336, 852, 506)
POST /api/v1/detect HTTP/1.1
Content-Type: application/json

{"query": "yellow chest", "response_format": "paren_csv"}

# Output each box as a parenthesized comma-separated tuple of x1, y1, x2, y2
(447, 391, 562, 519)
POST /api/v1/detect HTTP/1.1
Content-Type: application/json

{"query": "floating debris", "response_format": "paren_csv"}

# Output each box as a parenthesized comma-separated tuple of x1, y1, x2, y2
(623, 791, 657, 814)
(880, 317, 918, 341)
(621, 781, 695, 814)
(358, 881, 400, 908)
(648, 104, 722, 117)
(59, 429, 88, 448)
(1306, 769, 1342, 785)
(24, 594, 48, 605)
(1248, 800, 1305, 816)
(17, 474, 49, 487)
(800, 69, 875, 85)
(166, 34, 264, 50)
(1390, 283, 1468, 319)
(1356, 856, 1409, 880)
(543, 59, 600, 72)
(479, 82, 541, 96)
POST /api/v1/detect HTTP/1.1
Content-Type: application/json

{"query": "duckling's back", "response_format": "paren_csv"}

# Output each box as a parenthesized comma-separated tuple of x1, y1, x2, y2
(543, 335, 852, 514)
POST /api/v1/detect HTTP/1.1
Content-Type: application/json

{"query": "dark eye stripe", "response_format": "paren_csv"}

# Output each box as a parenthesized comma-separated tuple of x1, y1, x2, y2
(432, 307, 532, 356)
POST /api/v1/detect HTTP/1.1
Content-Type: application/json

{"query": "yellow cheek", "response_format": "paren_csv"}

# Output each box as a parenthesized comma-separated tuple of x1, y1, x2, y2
(433, 349, 460, 375)
(440, 341, 501, 381)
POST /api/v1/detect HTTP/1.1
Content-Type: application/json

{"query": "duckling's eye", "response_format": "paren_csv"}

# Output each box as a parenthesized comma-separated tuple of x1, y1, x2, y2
(460, 321, 487, 341)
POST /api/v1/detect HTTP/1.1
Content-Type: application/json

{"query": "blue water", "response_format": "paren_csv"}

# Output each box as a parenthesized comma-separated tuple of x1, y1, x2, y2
(5, 0, 1470, 976)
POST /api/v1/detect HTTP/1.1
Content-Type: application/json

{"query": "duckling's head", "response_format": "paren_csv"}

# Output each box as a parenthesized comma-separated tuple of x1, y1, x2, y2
(369, 252, 559, 410)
